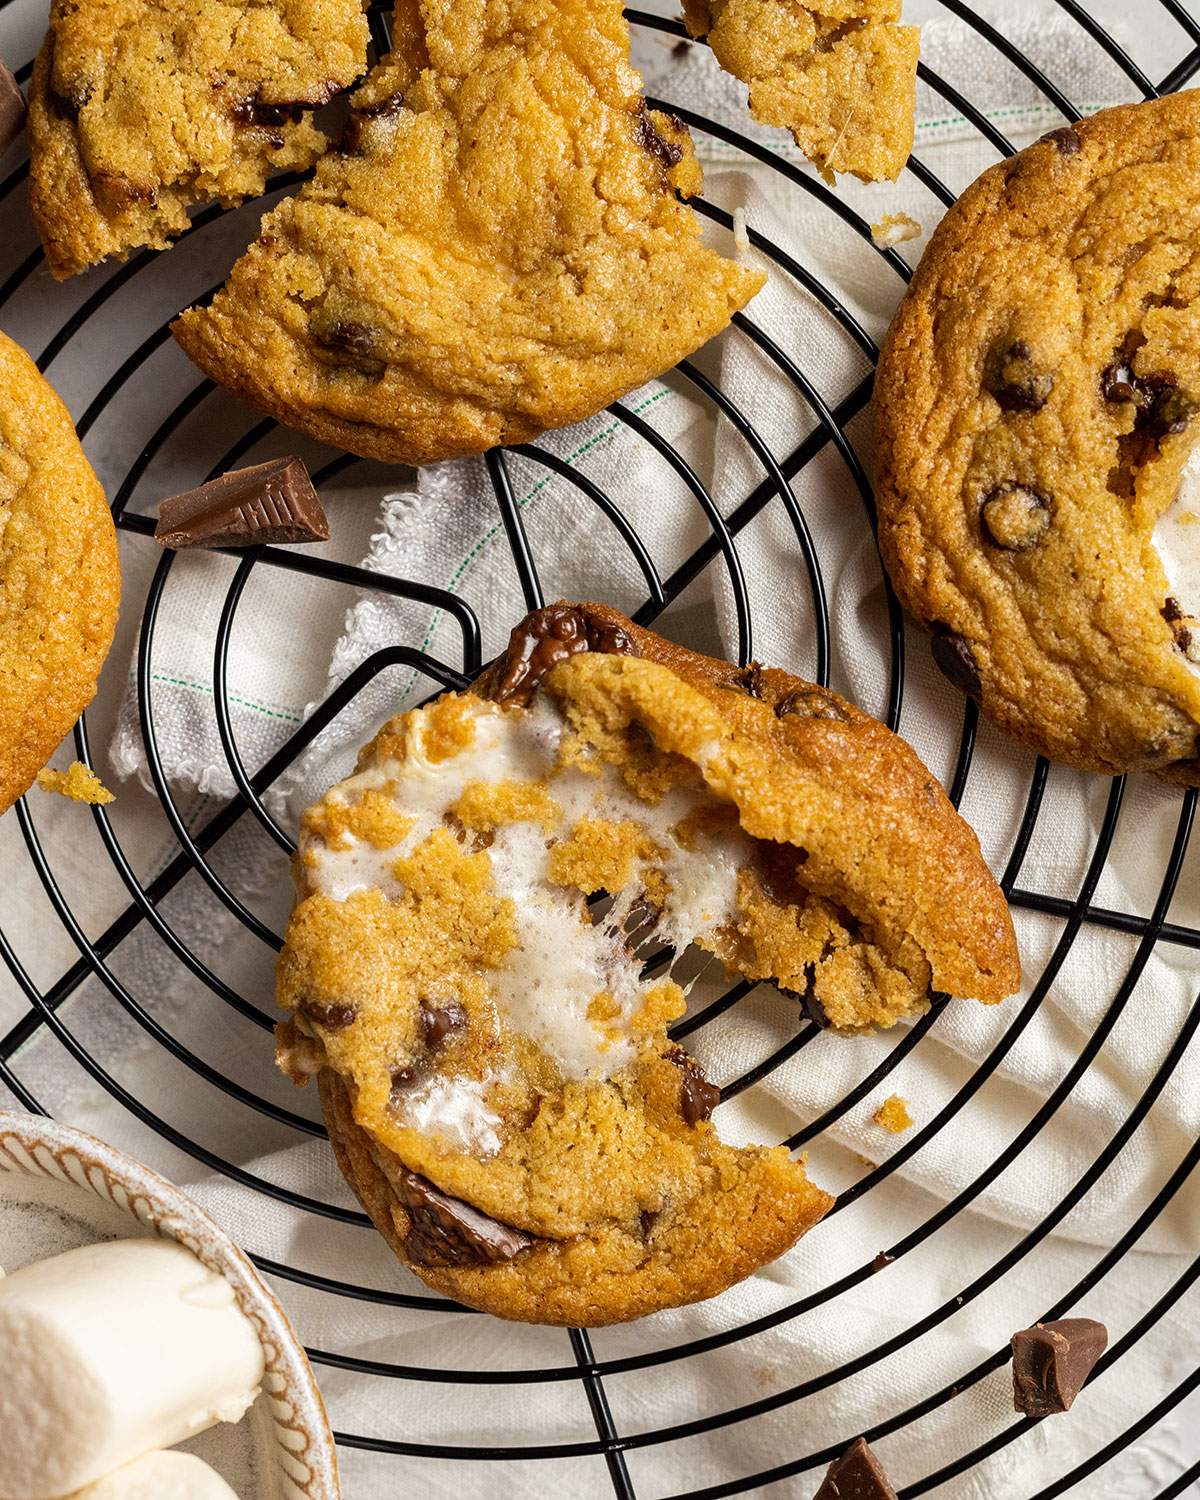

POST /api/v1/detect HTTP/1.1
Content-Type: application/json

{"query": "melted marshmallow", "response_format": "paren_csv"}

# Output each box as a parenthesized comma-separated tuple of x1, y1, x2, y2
(305, 696, 750, 1084)
(400, 1072, 505, 1155)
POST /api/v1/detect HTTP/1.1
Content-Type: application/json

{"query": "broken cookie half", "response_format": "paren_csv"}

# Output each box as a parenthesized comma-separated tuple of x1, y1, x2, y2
(682, 0, 919, 184)
(173, 0, 764, 464)
(27, 0, 370, 278)
(277, 604, 1018, 1324)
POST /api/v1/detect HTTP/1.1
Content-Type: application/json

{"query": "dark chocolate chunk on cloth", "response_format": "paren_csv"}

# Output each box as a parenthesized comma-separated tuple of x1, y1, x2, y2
(0, 58, 25, 154)
(398, 1171, 534, 1267)
(813, 1437, 899, 1500)
(155, 457, 329, 549)
(1012, 1318, 1107, 1417)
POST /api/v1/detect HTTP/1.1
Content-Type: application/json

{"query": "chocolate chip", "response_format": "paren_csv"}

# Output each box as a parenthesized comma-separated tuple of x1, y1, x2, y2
(1039, 125, 1081, 155)
(0, 58, 26, 154)
(312, 318, 387, 376)
(930, 626, 982, 698)
(813, 1437, 899, 1500)
(774, 687, 849, 722)
(389, 1060, 428, 1096)
(299, 1000, 357, 1030)
(666, 1046, 720, 1125)
(1162, 596, 1184, 624)
(633, 99, 683, 170)
(980, 483, 1051, 551)
(733, 661, 764, 697)
(1102, 335, 1197, 490)
(1011, 1318, 1107, 1417)
(983, 340, 1054, 413)
(420, 1000, 467, 1050)
(232, 82, 340, 130)
(397, 1171, 534, 1267)
(155, 457, 329, 549)
(872, 1251, 894, 1272)
(491, 604, 639, 706)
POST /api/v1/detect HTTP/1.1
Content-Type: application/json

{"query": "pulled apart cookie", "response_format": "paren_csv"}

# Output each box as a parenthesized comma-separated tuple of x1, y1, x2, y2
(173, 0, 764, 464)
(276, 604, 1017, 1324)
(681, 0, 918, 184)
(875, 95, 1200, 783)
(27, 0, 369, 277)
(0, 332, 120, 812)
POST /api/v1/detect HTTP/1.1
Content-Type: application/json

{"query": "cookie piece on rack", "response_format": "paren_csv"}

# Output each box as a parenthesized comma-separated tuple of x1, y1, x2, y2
(276, 603, 1017, 1324)
(875, 95, 1200, 783)
(681, 0, 918, 184)
(173, 0, 764, 464)
(0, 331, 120, 814)
(26, 0, 369, 278)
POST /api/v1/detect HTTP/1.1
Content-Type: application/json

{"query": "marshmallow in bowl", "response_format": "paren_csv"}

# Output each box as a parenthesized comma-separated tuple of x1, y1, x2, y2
(0, 1239, 264, 1500)
(60, 1452, 239, 1499)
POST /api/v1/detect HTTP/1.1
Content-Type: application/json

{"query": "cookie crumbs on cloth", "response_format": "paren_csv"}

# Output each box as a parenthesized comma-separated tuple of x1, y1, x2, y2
(873, 1094, 913, 1133)
(871, 213, 922, 249)
(36, 762, 115, 805)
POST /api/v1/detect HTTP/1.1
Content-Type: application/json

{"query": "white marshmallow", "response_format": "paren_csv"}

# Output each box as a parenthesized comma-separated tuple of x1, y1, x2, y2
(57, 1452, 239, 1500)
(0, 1239, 264, 1500)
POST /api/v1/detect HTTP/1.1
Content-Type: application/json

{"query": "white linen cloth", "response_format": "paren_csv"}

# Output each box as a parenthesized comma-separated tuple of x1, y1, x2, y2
(1, 3, 1199, 1497)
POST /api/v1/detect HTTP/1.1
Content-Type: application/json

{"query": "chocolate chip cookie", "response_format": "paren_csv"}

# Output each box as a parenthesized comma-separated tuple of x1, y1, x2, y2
(173, 0, 764, 465)
(0, 331, 120, 812)
(875, 96, 1200, 783)
(27, 0, 369, 278)
(681, 0, 919, 184)
(276, 603, 1017, 1324)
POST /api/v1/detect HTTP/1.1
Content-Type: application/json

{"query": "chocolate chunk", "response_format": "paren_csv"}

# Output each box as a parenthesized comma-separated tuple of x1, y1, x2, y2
(492, 604, 639, 706)
(155, 457, 329, 550)
(980, 483, 1051, 551)
(1102, 335, 1197, 490)
(1039, 125, 1081, 155)
(397, 1171, 534, 1267)
(1012, 1318, 1108, 1417)
(299, 1000, 357, 1030)
(872, 1251, 894, 1272)
(930, 626, 982, 699)
(667, 1046, 720, 1125)
(983, 340, 1054, 413)
(1162, 596, 1184, 624)
(774, 687, 849, 722)
(813, 1437, 899, 1500)
(733, 661, 764, 698)
(312, 318, 387, 376)
(232, 82, 340, 130)
(633, 100, 683, 170)
(420, 1000, 467, 1050)
(1, 58, 26, 154)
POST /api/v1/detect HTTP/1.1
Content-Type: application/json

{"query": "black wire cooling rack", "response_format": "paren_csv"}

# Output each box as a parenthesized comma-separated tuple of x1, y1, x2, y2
(2, 2, 1200, 1496)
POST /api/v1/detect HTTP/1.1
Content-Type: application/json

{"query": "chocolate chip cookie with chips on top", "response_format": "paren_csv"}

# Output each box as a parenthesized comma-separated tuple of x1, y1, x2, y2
(276, 603, 1018, 1325)
(27, 0, 370, 277)
(875, 94, 1200, 783)
(173, 0, 764, 465)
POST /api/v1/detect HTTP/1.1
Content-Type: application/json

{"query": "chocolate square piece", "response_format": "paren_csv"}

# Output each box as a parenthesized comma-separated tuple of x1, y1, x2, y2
(154, 457, 329, 549)
(814, 1437, 899, 1500)
(0, 59, 25, 155)
(1012, 1318, 1107, 1417)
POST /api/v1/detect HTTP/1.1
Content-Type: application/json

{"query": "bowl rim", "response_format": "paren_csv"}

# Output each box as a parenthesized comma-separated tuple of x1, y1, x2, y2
(0, 1108, 340, 1500)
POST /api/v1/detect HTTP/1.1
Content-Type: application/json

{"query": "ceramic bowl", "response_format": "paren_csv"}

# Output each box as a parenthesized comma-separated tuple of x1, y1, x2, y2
(0, 1109, 339, 1500)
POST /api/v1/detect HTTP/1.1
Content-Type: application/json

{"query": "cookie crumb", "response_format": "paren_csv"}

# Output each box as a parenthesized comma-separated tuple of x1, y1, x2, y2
(732, 206, 749, 251)
(36, 762, 115, 805)
(871, 212, 921, 248)
(872, 1094, 913, 1133)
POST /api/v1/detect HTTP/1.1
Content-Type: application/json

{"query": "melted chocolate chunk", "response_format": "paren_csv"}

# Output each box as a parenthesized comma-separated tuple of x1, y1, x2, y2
(420, 1000, 467, 1049)
(492, 604, 639, 706)
(299, 999, 357, 1030)
(1011, 1318, 1107, 1417)
(1039, 125, 1081, 155)
(1162, 596, 1184, 624)
(389, 1060, 428, 1096)
(232, 82, 340, 130)
(1, 58, 26, 153)
(633, 100, 683, 170)
(397, 1171, 534, 1267)
(774, 687, 849, 722)
(340, 93, 405, 153)
(930, 626, 982, 699)
(980, 483, 1051, 551)
(983, 340, 1054, 413)
(813, 1437, 899, 1500)
(733, 661, 765, 698)
(667, 1046, 720, 1125)
(155, 457, 329, 549)
(312, 319, 387, 376)
(1102, 335, 1197, 493)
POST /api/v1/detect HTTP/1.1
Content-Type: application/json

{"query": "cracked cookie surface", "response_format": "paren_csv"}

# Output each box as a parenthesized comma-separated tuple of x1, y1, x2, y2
(681, 0, 918, 184)
(276, 603, 1016, 1324)
(875, 96, 1200, 783)
(27, 0, 369, 278)
(0, 331, 120, 812)
(173, 0, 764, 465)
